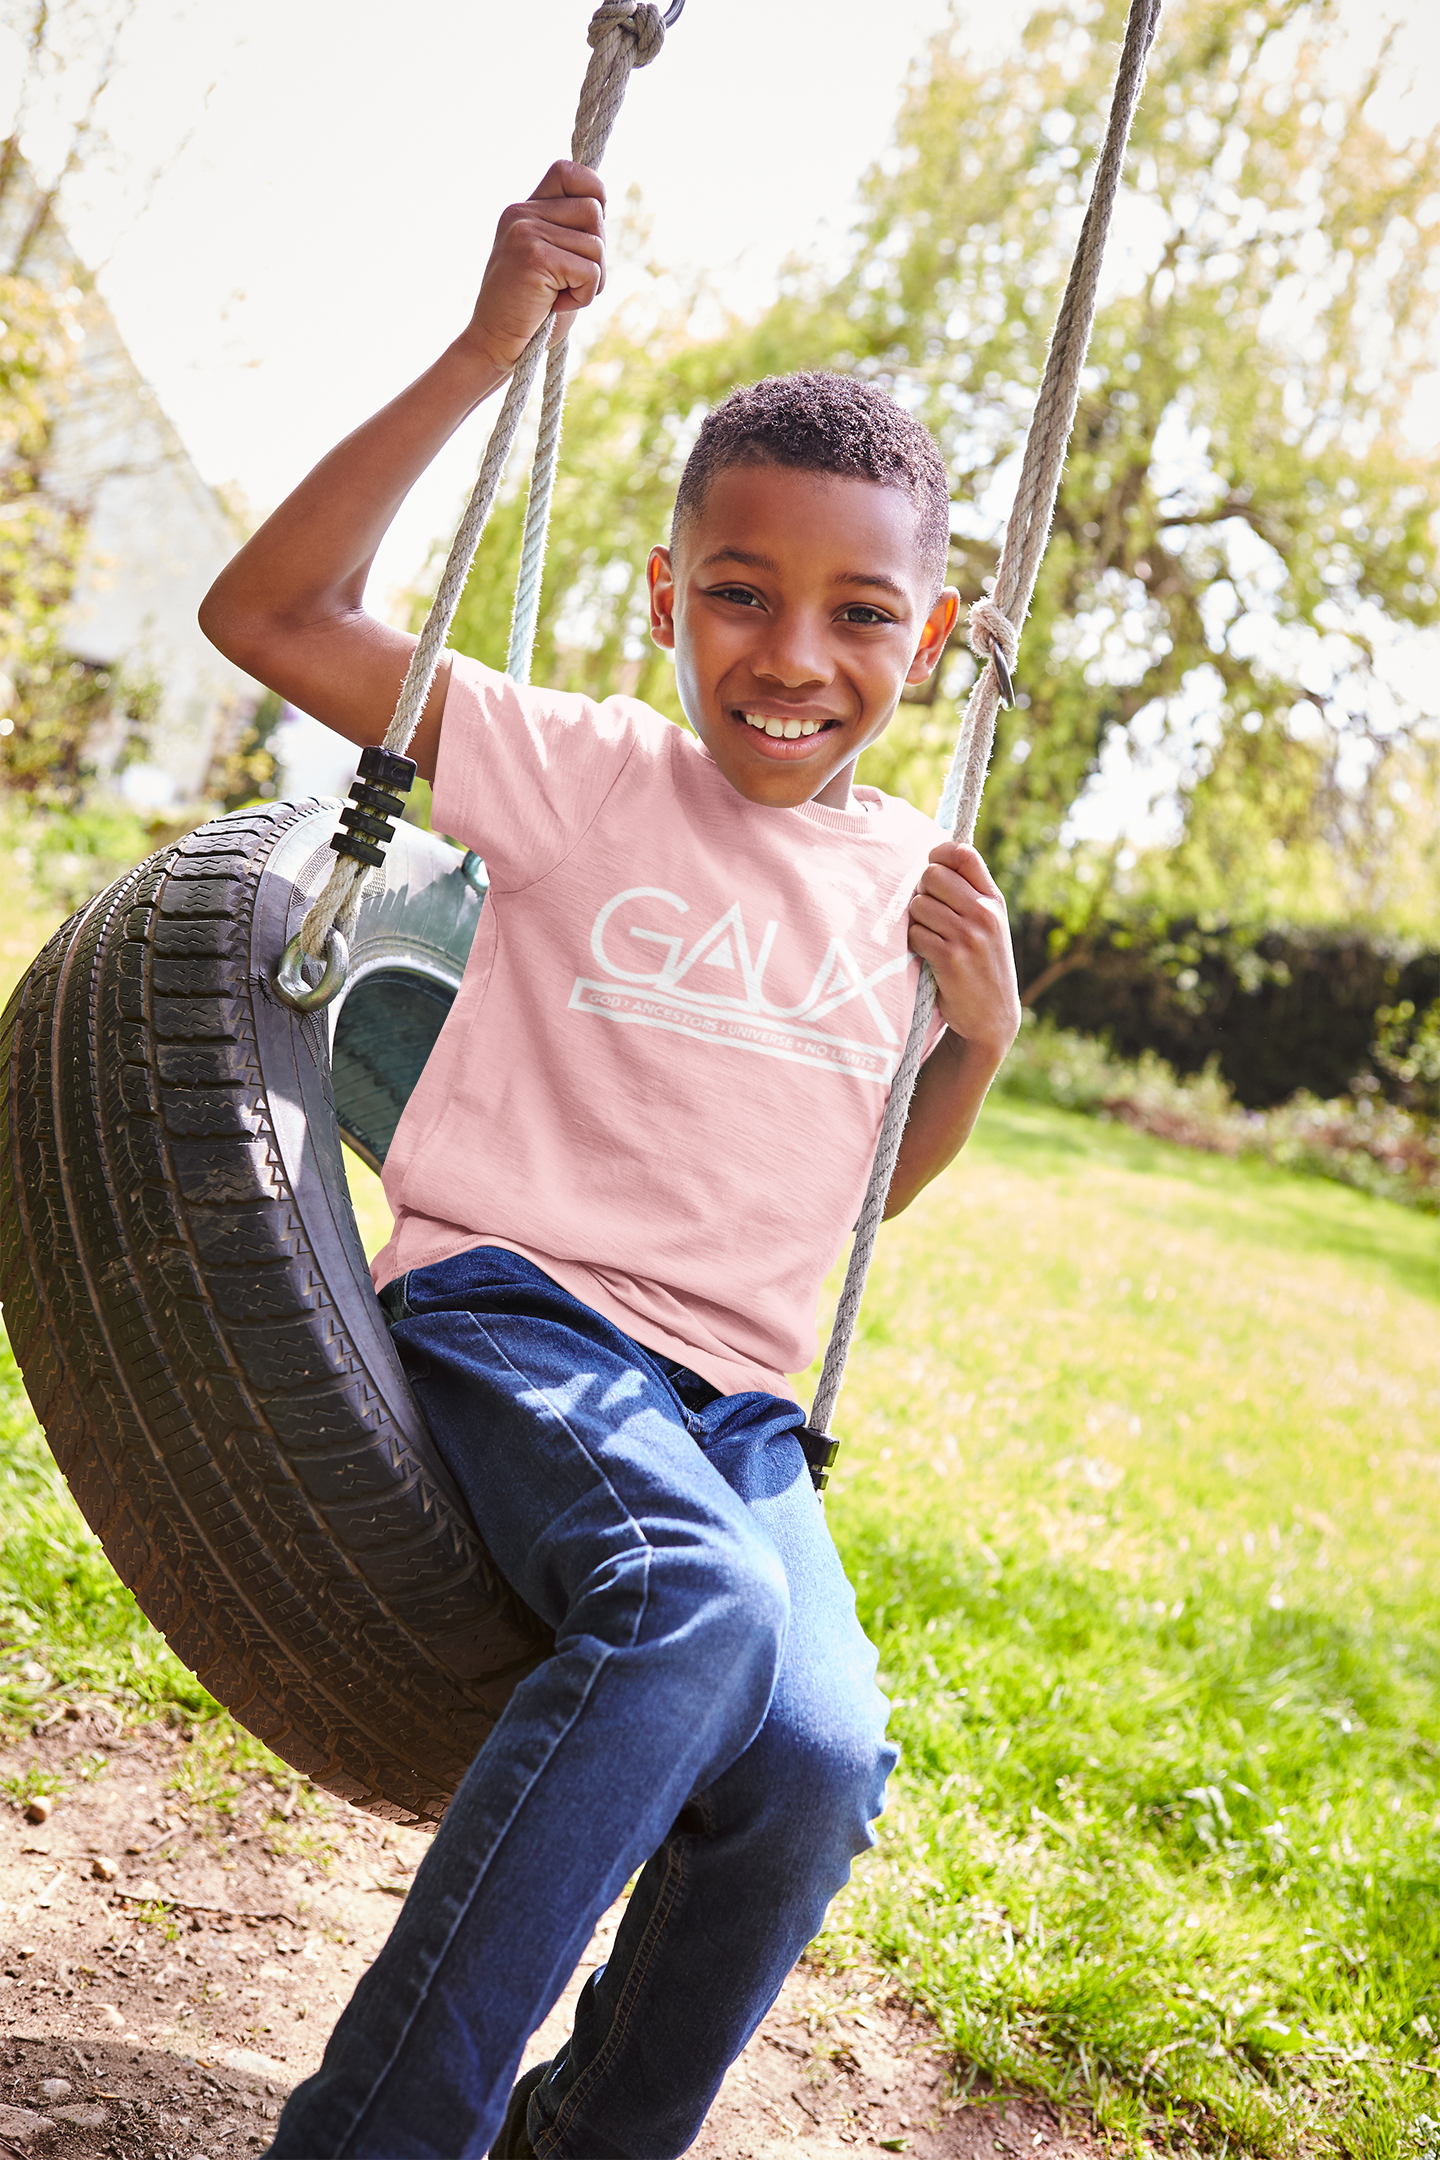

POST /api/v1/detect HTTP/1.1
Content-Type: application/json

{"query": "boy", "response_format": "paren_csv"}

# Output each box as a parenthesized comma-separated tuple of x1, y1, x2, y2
(202, 159, 1020, 2160)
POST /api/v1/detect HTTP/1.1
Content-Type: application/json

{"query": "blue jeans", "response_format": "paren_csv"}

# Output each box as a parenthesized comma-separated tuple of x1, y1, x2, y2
(267, 1247, 895, 2160)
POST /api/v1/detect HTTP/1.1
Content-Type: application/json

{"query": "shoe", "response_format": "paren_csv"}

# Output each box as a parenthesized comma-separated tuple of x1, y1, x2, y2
(489, 2058, 549, 2158)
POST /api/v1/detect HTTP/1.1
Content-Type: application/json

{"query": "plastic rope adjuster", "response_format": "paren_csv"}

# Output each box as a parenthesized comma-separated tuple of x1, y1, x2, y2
(329, 745, 417, 869)
(796, 1425, 840, 1494)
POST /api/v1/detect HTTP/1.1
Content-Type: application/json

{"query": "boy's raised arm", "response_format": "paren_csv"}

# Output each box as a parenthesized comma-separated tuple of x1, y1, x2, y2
(198, 162, 607, 783)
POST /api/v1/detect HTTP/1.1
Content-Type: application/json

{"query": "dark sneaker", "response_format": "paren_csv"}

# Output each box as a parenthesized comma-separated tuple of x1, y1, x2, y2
(488, 2059, 550, 2158)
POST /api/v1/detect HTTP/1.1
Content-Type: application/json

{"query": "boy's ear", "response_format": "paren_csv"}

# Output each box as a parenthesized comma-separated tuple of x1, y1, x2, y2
(906, 587, 961, 685)
(648, 546, 676, 650)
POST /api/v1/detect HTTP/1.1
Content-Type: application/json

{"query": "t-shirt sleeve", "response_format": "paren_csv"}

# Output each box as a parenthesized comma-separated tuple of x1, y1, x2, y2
(431, 652, 642, 891)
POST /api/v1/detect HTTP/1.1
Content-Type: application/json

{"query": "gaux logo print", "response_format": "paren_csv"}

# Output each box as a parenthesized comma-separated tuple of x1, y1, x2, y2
(568, 886, 912, 1084)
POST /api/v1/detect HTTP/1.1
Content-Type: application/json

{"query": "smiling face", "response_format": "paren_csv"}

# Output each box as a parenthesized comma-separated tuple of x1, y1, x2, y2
(647, 462, 959, 812)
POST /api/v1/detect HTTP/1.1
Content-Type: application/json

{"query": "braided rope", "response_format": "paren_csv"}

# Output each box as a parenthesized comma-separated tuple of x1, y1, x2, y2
(507, 333, 572, 682)
(299, 0, 667, 958)
(809, 0, 1163, 1434)
(507, 0, 667, 679)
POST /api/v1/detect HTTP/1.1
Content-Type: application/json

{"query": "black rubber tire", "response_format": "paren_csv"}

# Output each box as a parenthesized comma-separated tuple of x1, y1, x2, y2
(0, 798, 550, 1822)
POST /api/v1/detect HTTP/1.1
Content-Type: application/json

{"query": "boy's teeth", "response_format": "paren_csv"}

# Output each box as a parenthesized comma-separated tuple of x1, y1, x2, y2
(742, 713, 821, 737)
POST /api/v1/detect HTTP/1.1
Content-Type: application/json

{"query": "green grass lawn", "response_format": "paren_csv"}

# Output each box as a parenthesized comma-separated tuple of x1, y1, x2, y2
(809, 1101, 1440, 2156)
(3, 1081, 1438, 2154)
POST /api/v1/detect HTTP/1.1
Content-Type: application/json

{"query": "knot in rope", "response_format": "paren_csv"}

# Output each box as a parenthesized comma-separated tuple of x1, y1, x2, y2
(574, 3, 665, 165)
(967, 596, 1018, 672)
(587, 0, 665, 66)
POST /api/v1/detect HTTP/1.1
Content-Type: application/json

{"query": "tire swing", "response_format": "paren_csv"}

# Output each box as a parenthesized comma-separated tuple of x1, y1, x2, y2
(0, 0, 1159, 1823)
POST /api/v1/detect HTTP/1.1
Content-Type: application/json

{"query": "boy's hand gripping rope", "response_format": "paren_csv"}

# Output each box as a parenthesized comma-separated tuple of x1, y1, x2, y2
(808, 0, 1163, 1446)
(275, 0, 673, 1012)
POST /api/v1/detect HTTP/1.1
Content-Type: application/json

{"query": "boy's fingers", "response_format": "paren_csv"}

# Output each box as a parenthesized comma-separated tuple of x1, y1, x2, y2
(501, 220, 605, 309)
(529, 159, 606, 206)
(549, 265, 604, 314)
(908, 891, 981, 943)
(525, 194, 607, 237)
(497, 198, 605, 247)
(914, 862, 1000, 919)
(907, 918, 965, 967)
(528, 229, 605, 275)
(927, 839, 1003, 901)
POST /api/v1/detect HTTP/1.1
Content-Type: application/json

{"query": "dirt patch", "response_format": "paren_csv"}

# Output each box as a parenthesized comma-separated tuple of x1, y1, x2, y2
(523, 1918, 1103, 2157)
(0, 1714, 1103, 2157)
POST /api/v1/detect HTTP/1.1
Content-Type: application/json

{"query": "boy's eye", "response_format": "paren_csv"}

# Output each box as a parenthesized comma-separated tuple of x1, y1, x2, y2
(840, 604, 895, 625)
(707, 584, 764, 608)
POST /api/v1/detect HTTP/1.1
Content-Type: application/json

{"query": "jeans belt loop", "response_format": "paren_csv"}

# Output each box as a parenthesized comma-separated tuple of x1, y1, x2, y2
(378, 1272, 413, 1326)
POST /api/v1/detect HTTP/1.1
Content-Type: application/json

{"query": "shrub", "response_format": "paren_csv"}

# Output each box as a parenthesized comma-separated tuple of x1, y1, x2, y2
(997, 1014, 1439, 1213)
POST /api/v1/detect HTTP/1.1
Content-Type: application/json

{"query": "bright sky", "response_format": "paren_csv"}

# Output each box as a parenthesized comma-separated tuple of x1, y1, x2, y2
(3, 0, 1437, 817)
(17, 0, 1428, 603)
(16, 0, 975, 612)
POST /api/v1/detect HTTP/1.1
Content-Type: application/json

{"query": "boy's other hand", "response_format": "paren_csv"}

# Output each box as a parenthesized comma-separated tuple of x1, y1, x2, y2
(907, 841, 1022, 1060)
(462, 161, 607, 378)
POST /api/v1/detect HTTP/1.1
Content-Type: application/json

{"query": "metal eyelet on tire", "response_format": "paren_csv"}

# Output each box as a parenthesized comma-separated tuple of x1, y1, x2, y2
(274, 929, 350, 1013)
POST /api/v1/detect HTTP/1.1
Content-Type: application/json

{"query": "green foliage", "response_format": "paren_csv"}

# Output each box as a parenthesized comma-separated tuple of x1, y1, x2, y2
(1, 647, 162, 808)
(0, 274, 78, 615)
(0, 270, 83, 779)
(808, 1094, 1440, 2149)
(845, 0, 1440, 909)
(999, 1010, 1440, 1211)
(0, 789, 192, 923)
(164, 1725, 246, 1820)
(0, 1760, 65, 1807)
(208, 686, 285, 813)
(435, 1, 1440, 940)
(1373, 999, 1440, 1121)
(258, 1780, 343, 1872)
(0, 1328, 284, 1768)
(1002, 1008, 1243, 1118)
(157, 1723, 309, 1842)
(0, 267, 163, 805)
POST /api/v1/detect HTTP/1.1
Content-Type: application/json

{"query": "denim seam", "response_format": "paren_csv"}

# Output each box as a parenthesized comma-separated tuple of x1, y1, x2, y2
(537, 1836, 690, 2158)
(336, 1310, 655, 2159)
(336, 1656, 620, 2159)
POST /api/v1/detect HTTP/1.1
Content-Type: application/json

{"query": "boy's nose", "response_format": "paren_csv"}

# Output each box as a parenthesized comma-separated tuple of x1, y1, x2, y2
(750, 613, 830, 689)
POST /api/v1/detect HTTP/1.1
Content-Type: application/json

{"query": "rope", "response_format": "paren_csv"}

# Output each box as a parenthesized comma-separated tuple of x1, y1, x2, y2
(507, 333, 571, 682)
(298, 0, 667, 960)
(809, 0, 1163, 1435)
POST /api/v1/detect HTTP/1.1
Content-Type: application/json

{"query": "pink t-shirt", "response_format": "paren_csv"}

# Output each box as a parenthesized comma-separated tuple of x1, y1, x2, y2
(372, 655, 945, 1398)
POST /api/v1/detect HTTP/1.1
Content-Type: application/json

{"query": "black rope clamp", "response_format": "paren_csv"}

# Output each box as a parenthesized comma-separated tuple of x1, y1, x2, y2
(330, 745, 417, 869)
(796, 1425, 840, 1494)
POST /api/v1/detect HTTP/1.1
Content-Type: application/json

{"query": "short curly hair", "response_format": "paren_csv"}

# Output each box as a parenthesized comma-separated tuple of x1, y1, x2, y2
(671, 371, 952, 598)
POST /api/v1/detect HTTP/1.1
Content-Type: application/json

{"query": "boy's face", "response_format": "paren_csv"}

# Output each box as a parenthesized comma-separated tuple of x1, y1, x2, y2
(647, 463, 959, 812)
